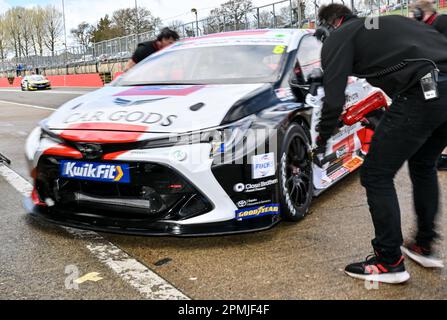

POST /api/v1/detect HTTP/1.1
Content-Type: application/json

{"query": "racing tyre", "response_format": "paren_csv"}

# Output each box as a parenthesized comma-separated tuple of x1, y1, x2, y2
(278, 123, 313, 222)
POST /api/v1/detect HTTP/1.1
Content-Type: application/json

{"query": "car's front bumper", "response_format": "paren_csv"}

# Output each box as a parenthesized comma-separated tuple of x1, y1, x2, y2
(28, 83, 51, 90)
(24, 198, 280, 237)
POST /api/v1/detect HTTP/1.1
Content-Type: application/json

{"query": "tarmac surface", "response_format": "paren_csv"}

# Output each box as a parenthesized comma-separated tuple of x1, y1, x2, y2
(0, 87, 446, 300)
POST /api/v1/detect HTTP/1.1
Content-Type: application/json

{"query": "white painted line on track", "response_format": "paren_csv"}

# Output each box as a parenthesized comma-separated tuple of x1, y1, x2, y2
(0, 88, 95, 95)
(0, 100, 56, 111)
(0, 162, 190, 300)
(0, 163, 33, 196)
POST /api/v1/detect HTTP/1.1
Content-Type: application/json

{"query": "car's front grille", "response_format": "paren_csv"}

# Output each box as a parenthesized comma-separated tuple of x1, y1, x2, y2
(35, 156, 213, 221)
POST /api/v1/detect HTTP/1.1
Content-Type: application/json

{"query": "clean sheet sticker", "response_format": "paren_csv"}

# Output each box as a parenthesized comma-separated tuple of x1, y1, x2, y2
(252, 153, 276, 179)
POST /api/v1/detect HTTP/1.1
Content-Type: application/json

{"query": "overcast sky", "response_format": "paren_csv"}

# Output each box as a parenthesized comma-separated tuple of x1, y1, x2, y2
(0, 0, 280, 32)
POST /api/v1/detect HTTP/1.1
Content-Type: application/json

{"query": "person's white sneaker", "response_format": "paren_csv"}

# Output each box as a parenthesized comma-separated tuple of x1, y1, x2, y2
(401, 244, 444, 269)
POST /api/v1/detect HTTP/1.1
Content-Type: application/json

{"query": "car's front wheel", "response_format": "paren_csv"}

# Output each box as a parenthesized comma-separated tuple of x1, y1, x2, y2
(278, 123, 313, 222)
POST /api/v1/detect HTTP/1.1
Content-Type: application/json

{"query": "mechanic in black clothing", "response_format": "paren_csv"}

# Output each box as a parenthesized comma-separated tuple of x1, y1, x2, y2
(315, 4, 447, 284)
(124, 28, 180, 72)
(411, 0, 447, 170)
(411, 0, 447, 36)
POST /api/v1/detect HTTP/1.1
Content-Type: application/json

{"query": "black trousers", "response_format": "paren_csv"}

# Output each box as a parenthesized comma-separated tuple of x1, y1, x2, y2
(360, 81, 447, 262)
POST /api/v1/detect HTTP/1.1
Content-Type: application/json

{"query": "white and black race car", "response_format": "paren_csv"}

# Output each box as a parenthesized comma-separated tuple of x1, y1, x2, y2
(24, 29, 389, 236)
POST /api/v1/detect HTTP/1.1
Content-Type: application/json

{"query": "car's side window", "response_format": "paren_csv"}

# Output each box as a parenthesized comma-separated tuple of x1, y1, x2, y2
(295, 35, 323, 82)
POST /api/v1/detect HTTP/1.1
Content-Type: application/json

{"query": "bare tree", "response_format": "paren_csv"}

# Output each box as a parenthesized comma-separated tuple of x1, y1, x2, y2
(256, 10, 274, 28)
(31, 7, 46, 56)
(43, 5, 63, 56)
(18, 8, 34, 57)
(112, 7, 160, 36)
(0, 14, 9, 61)
(71, 22, 93, 48)
(3, 8, 21, 58)
(167, 20, 185, 34)
(208, 0, 254, 31)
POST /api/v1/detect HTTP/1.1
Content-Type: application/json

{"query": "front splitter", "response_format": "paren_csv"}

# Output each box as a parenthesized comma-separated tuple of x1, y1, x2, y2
(24, 198, 281, 237)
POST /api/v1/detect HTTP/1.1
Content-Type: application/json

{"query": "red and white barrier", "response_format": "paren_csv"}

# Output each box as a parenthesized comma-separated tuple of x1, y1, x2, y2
(0, 74, 104, 88)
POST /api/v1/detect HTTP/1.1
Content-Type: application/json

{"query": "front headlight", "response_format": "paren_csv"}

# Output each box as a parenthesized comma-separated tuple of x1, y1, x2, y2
(39, 120, 64, 144)
(199, 115, 255, 158)
(139, 115, 256, 157)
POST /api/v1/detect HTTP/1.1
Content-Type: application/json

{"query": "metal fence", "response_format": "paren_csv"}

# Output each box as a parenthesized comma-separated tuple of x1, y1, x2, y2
(1, 0, 446, 75)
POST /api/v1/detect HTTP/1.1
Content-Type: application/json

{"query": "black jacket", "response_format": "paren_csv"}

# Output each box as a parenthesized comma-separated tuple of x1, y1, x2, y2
(319, 15, 447, 142)
(131, 41, 159, 64)
(431, 14, 447, 37)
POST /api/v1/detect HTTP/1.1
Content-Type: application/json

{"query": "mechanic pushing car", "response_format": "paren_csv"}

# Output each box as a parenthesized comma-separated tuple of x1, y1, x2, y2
(315, 4, 447, 284)
(124, 28, 180, 72)
(410, 0, 447, 170)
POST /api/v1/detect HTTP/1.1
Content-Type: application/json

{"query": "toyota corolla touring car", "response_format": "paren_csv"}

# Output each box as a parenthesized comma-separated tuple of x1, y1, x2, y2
(24, 29, 389, 236)
(21, 75, 52, 91)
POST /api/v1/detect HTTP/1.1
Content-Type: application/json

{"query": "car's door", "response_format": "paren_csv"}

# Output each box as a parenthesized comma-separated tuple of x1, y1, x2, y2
(293, 34, 383, 192)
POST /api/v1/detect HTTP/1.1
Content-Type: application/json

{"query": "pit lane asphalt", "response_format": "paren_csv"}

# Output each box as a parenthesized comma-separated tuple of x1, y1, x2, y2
(0, 87, 446, 300)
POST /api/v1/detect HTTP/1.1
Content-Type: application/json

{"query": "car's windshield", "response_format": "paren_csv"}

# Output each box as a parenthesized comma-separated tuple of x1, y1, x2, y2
(29, 75, 45, 81)
(116, 44, 287, 86)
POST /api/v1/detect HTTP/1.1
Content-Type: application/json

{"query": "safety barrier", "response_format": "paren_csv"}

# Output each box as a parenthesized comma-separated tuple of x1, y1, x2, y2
(0, 74, 104, 88)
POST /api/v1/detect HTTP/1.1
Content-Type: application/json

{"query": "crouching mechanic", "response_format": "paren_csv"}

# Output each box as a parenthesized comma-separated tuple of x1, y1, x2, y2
(125, 28, 180, 72)
(316, 4, 447, 284)
(411, 0, 447, 170)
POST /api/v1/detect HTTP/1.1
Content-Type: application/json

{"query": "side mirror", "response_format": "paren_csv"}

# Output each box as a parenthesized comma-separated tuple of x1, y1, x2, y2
(308, 68, 324, 96)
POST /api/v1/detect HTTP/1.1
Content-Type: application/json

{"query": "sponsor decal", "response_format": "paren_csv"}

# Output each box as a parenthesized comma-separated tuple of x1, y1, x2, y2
(113, 97, 168, 106)
(171, 150, 187, 162)
(236, 199, 272, 208)
(63, 111, 177, 127)
(236, 204, 280, 220)
(343, 156, 364, 172)
(252, 153, 276, 179)
(233, 179, 278, 193)
(234, 183, 246, 193)
(60, 161, 130, 183)
(274, 88, 294, 102)
(327, 167, 349, 182)
(344, 92, 360, 107)
(115, 85, 205, 97)
(237, 200, 247, 208)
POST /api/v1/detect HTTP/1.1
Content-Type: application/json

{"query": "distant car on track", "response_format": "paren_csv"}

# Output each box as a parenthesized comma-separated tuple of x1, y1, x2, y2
(24, 29, 389, 236)
(21, 75, 51, 91)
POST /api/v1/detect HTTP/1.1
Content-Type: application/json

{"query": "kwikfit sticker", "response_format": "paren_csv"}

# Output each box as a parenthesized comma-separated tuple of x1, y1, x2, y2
(60, 161, 130, 183)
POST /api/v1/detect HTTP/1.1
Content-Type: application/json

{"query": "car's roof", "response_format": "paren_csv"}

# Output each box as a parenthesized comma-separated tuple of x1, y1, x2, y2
(169, 29, 314, 53)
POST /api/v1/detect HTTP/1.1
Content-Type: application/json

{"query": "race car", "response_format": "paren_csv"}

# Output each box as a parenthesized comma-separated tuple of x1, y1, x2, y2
(24, 29, 389, 236)
(21, 75, 51, 91)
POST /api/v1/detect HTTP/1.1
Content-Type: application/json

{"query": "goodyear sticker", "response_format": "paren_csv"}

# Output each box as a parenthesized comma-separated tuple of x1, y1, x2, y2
(236, 204, 280, 220)
(60, 161, 130, 183)
(273, 45, 286, 54)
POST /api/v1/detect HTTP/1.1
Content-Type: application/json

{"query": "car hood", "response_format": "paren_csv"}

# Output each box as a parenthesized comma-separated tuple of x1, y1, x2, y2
(45, 84, 267, 134)
(29, 80, 49, 84)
